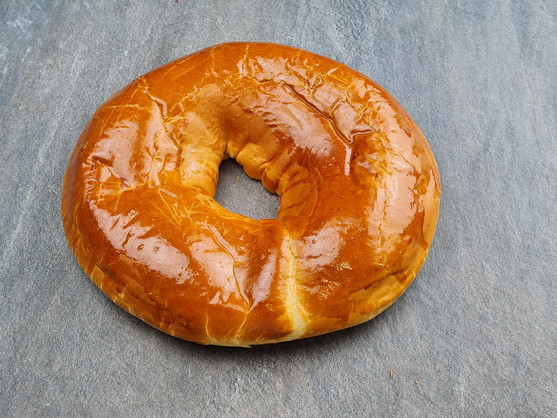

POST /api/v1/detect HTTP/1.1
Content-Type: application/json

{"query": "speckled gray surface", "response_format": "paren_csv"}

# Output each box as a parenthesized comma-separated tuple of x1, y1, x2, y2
(1, 0, 556, 416)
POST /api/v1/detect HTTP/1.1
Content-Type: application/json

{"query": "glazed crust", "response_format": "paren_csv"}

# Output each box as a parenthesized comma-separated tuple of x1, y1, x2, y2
(62, 42, 441, 346)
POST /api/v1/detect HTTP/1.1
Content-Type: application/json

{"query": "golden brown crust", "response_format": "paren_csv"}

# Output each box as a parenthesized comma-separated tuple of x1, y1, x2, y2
(62, 42, 441, 346)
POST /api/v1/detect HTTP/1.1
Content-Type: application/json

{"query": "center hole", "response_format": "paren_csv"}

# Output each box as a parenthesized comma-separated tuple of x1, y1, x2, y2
(214, 159, 279, 220)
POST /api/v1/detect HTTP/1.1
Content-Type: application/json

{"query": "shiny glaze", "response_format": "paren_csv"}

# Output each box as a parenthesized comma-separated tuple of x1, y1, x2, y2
(62, 43, 441, 346)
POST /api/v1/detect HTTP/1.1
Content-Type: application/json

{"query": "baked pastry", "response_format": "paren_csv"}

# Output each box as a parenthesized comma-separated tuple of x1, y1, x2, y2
(62, 42, 441, 346)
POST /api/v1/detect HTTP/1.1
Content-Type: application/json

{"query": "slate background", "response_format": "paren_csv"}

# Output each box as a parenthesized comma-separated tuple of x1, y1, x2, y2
(1, 0, 556, 416)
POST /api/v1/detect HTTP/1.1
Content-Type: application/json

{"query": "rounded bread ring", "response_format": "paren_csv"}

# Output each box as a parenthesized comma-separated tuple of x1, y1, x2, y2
(62, 42, 441, 346)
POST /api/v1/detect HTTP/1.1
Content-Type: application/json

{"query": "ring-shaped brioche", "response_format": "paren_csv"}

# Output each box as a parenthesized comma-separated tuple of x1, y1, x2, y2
(62, 43, 441, 346)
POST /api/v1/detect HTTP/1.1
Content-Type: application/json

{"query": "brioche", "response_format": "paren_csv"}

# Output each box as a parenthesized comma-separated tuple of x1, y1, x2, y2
(62, 42, 441, 346)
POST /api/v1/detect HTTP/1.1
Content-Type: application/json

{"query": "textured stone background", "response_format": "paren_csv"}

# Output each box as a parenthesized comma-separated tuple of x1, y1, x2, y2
(1, 0, 555, 416)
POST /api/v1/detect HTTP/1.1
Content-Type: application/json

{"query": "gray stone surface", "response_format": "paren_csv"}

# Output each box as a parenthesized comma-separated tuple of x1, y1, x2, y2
(1, 0, 555, 416)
